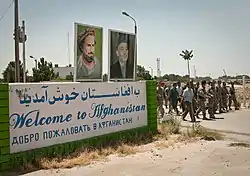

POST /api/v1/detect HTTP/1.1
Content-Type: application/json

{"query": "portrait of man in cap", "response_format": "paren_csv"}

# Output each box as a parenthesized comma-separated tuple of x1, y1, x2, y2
(109, 31, 135, 80)
(76, 26, 102, 80)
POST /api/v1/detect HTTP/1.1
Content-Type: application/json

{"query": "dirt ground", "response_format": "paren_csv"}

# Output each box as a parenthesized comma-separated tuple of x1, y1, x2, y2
(19, 140, 250, 176)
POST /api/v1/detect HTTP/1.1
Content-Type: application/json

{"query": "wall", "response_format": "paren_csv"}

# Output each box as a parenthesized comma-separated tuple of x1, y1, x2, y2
(0, 80, 157, 171)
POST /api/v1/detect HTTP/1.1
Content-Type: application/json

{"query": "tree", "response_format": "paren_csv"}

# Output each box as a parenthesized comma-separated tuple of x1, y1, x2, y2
(32, 57, 55, 82)
(65, 71, 73, 81)
(65, 74, 73, 81)
(137, 65, 153, 80)
(2, 61, 27, 83)
(179, 50, 193, 78)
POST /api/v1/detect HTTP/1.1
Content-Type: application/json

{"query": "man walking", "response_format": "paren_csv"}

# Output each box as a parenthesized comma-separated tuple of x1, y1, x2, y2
(176, 81, 183, 112)
(193, 81, 200, 113)
(222, 82, 229, 112)
(207, 81, 216, 119)
(196, 80, 209, 120)
(216, 80, 224, 113)
(157, 82, 165, 119)
(182, 82, 196, 122)
(229, 81, 239, 110)
(213, 80, 218, 114)
(169, 83, 179, 115)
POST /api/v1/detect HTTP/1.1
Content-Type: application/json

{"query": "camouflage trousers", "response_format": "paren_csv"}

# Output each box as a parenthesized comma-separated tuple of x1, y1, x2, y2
(168, 99, 173, 113)
(193, 99, 198, 112)
(213, 97, 218, 113)
(196, 100, 206, 117)
(208, 100, 215, 117)
(222, 96, 228, 110)
(157, 100, 164, 118)
(229, 95, 238, 109)
(217, 96, 223, 112)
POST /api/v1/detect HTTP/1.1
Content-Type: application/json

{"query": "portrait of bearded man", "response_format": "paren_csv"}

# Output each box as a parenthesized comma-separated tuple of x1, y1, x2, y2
(76, 28, 101, 79)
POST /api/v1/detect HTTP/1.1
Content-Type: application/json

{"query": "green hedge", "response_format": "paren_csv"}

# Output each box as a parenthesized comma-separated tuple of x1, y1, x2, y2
(0, 84, 10, 170)
(0, 81, 157, 171)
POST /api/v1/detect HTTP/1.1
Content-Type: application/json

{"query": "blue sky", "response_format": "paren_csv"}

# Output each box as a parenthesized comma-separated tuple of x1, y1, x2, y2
(0, 0, 250, 78)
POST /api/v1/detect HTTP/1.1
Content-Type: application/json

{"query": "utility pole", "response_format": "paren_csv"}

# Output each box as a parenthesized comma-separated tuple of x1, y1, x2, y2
(21, 20, 27, 83)
(67, 32, 71, 65)
(243, 75, 246, 107)
(14, 0, 20, 82)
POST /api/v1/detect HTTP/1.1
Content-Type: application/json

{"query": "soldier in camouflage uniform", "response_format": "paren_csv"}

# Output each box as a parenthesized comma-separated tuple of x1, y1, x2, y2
(216, 80, 224, 113)
(193, 81, 200, 113)
(207, 81, 216, 118)
(212, 80, 218, 114)
(166, 85, 173, 114)
(229, 81, 239, 110)
(164, 84, 170, 110)
(195, 80, 209, 120)
(157, 82, 165, 118)
(222, 82, 229, 112)
(190, 79, 197, 113)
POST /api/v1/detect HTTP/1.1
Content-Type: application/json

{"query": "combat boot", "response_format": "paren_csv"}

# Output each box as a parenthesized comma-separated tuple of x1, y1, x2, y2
(209, 115, 215, 119)
(203, 115, 209, 120)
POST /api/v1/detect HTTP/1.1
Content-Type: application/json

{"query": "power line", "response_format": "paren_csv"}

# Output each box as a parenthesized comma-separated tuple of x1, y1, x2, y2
(0, 0, 14, 23)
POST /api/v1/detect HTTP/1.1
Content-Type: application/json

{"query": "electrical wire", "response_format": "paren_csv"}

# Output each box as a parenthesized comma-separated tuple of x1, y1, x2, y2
(0, 0, 14, 23)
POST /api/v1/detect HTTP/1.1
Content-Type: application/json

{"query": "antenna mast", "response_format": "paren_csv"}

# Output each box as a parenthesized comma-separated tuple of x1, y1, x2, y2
(67, 32, 71, 65)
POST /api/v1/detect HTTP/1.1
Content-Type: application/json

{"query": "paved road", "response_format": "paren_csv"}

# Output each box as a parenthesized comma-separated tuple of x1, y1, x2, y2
(180, 109, 250, 134)
(180, 108, 250, 142)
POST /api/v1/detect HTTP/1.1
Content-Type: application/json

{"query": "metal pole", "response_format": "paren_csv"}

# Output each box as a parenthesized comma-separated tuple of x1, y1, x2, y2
(134, 25, 137, 81)
(122, 12, 137, 81)
(14, 0, 20, 82)
(243, 75, 246, 107)
(67, 32, 71, 65)
(22, 20, 26, 83)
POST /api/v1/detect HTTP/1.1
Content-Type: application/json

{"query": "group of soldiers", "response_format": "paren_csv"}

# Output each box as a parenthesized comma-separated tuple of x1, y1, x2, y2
(157, 79, 239, 122)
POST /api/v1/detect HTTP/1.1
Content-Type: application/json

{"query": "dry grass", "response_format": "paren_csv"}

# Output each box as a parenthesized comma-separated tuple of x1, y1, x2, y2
(158, 117, 181, 136)
(37, 144, 138, 169)
(228, 142, 250, 148)
(20, 143, 140, 171)
(18, 134, 153, 172)
(185, 123, 224, 141)
(14, 118, 222, 173)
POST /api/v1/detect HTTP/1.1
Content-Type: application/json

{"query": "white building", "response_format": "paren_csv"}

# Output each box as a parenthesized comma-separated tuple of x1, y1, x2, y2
(53, 64, 74, 79)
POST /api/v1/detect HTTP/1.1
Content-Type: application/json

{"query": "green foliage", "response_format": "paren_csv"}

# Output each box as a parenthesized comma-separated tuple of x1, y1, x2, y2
(162, 74, 188, 82)
(137, 65, 153, 80)
(2, 61, 27, 83)
(179, 50, 193, 61)
(218, 75, 250, 80)
(65, 74, 73, 81)
(179, 49, 194, 77)
(32, 57, 55, 82)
